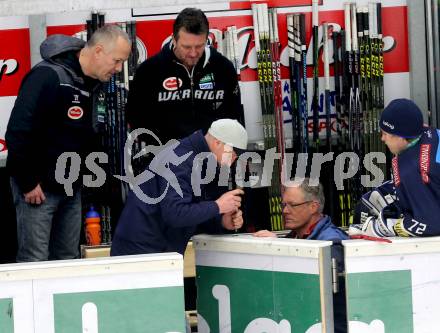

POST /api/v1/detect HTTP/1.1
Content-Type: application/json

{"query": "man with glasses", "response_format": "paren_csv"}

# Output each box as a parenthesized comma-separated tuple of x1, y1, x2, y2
(254, 179, 348, 241)
(111, 119, 247, 256)
(6, 25, 131, 262)
(254, 179, 348, 333)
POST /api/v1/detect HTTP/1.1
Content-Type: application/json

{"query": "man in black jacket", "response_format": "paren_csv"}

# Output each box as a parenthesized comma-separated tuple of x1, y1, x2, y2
(6, 25, 131, 262)
(126, 7, 244, 145)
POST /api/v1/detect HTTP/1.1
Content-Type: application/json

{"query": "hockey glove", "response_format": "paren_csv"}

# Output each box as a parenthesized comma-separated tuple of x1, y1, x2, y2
(349, 210, 401, 238)
(361, 181, 397, 217)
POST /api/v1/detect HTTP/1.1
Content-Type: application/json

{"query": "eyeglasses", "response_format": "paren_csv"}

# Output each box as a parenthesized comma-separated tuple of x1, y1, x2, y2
(280, 201, 313, 210)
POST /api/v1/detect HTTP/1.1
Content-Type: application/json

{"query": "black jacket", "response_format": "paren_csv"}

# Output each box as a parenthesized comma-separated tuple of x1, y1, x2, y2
(6, 35, 100, 193)
(126, 42, 244, 144)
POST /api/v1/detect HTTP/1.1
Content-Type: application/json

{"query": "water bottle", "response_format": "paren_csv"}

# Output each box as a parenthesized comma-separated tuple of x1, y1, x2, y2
(85, 206, 101, 246)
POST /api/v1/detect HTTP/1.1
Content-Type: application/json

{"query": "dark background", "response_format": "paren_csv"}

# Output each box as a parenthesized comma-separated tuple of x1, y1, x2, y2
(0, 168, 17, 263)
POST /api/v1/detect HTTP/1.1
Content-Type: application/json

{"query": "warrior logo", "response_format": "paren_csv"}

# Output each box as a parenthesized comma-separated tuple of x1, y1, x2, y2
(158, 89, 224, 102)
(162, 77, 183, 91)
(67, 106, 84, 120)
(420, 144, 431, 184)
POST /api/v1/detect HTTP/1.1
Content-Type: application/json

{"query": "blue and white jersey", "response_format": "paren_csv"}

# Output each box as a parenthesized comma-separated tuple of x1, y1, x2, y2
(392, 127, 440, 236)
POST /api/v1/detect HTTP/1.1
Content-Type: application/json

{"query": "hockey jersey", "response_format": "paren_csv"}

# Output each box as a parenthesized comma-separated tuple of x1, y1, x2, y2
(392, 127, 440, 236)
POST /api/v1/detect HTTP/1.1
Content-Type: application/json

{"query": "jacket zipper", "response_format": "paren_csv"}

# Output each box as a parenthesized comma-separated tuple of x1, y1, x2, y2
(176, 62, 196, 116)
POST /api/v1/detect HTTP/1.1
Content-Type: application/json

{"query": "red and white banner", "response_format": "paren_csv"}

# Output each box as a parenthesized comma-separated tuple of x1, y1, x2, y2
(0, 16, 31, 161)
(46, 0, 410, 143)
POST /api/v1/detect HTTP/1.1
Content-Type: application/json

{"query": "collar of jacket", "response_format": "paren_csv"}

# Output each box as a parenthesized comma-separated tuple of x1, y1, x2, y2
(184, 130, 210, 154)
(287, 220, 319, 239)
(40, 35, 87, 85)
(44, 52, 100, 92)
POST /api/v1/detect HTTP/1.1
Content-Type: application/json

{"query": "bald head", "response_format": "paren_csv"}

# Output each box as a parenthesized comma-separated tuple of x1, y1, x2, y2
(86, 25, 131, 51)
(79, 25, 132, 82)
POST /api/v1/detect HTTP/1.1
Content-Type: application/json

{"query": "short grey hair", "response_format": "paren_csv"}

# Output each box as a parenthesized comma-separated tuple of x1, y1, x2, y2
(86, 25, 131, 49)
(283, 178, 325, 213)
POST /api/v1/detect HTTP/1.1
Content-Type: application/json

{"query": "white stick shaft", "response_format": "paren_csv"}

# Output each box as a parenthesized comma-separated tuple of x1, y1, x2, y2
(252, 4, 260, 52)
(323, 22, 330, 89)
(312, 0, 319, 27)
(351, 3, 358, 51)
(287, 14, 295, 57)
(344, 3, 352, 52)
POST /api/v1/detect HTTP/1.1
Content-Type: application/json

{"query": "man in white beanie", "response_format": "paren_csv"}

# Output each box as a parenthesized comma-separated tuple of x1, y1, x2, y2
(111, 119, 247, 256)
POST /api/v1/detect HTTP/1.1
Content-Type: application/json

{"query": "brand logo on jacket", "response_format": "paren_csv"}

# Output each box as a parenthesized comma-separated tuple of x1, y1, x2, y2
(199, 82, 214, 90)
(200, 73, 214, 84)
(162, 77, 183, 91)
(158, 89, 224, 102)
(72, 94, 80, 104)
(419, 144, 431, 184)
(67, 106, 84, 120)
(199, 73, 214, 89)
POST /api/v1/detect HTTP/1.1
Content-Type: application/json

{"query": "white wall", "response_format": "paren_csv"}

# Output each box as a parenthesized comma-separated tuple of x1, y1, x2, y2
(0, 0, 221, 16)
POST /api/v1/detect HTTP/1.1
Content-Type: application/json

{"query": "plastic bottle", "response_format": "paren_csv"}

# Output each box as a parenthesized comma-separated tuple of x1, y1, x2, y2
(85, 206, 101, 246)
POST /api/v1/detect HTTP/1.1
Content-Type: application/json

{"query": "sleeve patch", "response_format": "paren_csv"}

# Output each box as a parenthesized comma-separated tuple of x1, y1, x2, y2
(419, 144, 431, 184)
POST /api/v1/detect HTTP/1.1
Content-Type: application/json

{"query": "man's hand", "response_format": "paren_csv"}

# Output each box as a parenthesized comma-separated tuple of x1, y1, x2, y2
(222, 209, 244, 230)
(24, 184, 46, 205)
(216, 189, 243, 214)
(253, 230, 277, 238)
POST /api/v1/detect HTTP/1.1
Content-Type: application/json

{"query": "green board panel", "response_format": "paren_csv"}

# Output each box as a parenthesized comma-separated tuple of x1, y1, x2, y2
(53, 286, 185, 333)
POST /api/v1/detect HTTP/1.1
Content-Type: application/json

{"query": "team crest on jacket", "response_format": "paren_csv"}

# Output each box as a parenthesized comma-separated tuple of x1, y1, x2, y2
(199, 73, 214, 89)
(200, 73, 214, 84)
(67, 106, 84, 120)
(163, 77, 183, 91)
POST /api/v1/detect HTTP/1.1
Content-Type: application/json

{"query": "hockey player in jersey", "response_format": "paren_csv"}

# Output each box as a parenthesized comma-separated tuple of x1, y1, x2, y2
(349, 98, 440, 237)
(126, 8, 244, 145)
